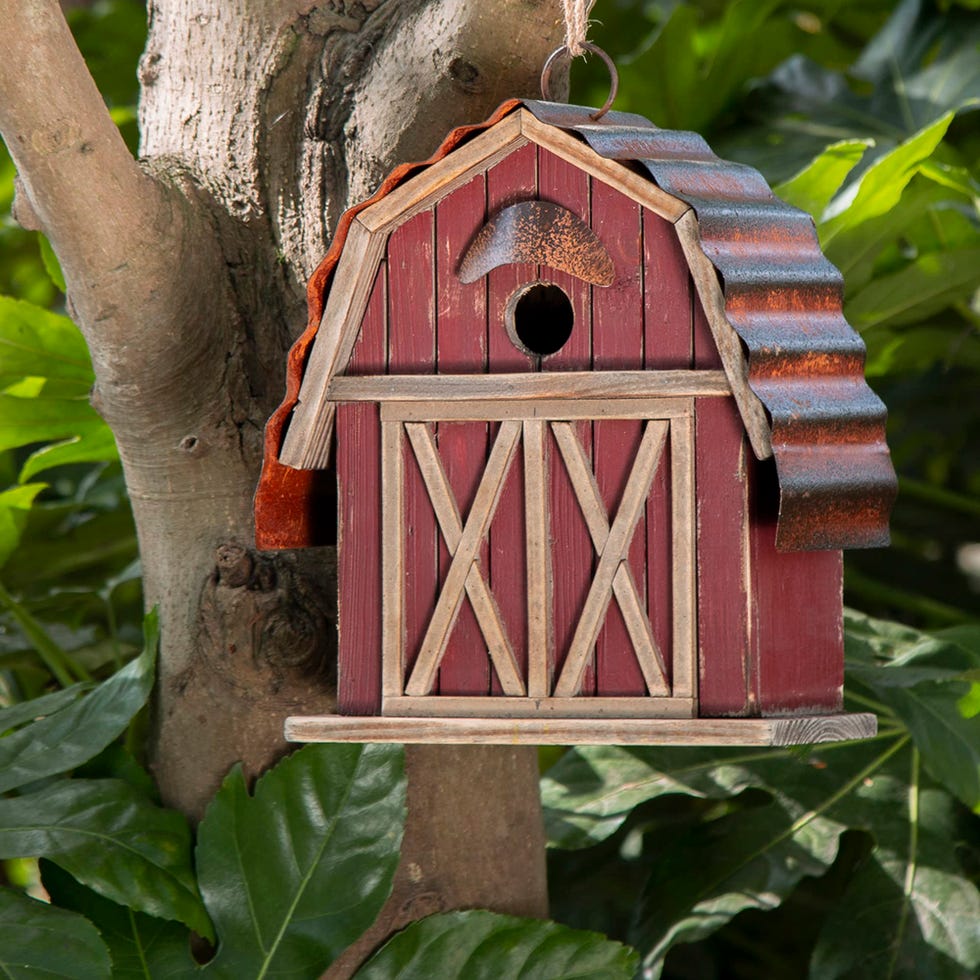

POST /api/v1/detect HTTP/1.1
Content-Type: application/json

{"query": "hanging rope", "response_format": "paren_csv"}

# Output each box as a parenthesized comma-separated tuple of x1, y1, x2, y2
(561, 0, 596, 58)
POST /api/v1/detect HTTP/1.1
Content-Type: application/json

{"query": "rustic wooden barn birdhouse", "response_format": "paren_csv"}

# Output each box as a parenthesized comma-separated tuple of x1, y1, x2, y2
(255, 100, 897, 747)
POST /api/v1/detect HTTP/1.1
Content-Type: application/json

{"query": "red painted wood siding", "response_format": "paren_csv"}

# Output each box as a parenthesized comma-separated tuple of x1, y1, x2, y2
(592, 181, 646, 695)
(749, 458, 844, 713)
(337, 267, 386, 714)
(435, 176, 490, 694)
(387, 211, 437, 687)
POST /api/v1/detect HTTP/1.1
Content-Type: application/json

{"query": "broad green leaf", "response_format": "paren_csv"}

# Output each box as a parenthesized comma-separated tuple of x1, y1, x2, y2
(847, 617, 980, 810)
(0, 297, 90, 384)
(355, 909, 639, 980)
(19, 428, 119, 481)
(37, 234, 66, 292)
(0, 778, 211, 939)
(0, 392, 105, 454)
(827, 178, 973, 289)
(821, 112, 955, 243)
(0, 482, 44, 568)
(846, 246, 980, 329)
(0, 886, 110, 979)
(41, 861, 193, 979)
(2, 500, 137, 591)
(775, 139, 872, 218)
(0, 682, 90, 732)
(0, 608, 157, 791)
(811, 752, 980, 979)
(198, 743, 406, 977)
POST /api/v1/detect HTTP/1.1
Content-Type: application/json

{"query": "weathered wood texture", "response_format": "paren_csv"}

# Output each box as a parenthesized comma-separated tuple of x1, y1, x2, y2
(287, 712, 878, 745)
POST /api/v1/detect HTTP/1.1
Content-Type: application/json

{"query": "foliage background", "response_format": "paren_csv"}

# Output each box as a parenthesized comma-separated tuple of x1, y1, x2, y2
(0, 0, 977, 977)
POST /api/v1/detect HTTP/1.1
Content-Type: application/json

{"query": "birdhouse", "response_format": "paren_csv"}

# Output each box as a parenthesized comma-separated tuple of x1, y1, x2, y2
(255, 100, 897, 747)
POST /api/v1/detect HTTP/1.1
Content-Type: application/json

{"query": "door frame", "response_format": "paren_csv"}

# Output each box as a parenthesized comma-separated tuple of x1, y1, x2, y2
(379, 397, 697, 719)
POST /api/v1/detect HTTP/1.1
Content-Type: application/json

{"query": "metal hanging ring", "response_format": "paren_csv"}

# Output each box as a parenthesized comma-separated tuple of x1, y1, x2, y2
(540, 43, 619, 122)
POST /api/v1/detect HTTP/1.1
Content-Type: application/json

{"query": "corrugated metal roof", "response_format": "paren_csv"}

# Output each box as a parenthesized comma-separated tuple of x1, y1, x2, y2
(255, 99, 896, 552)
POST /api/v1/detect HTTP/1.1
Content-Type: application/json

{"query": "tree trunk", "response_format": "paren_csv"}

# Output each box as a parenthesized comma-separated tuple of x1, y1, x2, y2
(0, 0, 562, 967)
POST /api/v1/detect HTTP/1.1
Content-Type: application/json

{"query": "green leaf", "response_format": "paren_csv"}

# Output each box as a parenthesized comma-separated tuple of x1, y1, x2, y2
(846, 246, 980, 329)
(0, 886, 110, 979)
(197, 743, 406, 977)
(0, 682, 90, 733)
(0, 297, 90, 384)
(0, 778, 210, 939)
(811, 752, 980, 979)
(37, 234, 66, 292)
(821, 112, 956, 245)
(355, 909, 639, 979)
(848, 617, 980, 811)
(0, 482, 44, 568)
(20, 428, 119, 482)
(0, 392, 106, 454)
(775, 139, 873, 218)
(0, 608, 157, 791)
(41, 860, 193, 980)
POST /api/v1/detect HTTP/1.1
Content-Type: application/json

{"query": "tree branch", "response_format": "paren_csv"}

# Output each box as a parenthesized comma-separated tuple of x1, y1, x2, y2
(0, 2, 160, 275)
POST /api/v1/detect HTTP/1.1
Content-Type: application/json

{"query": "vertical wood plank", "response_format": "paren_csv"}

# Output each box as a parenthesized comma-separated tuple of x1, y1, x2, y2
(643, 209, 693, 370)
(549, 420, 594, 691)
(486, 145, 535, 689)
(524, 419, 552, 697)
(670, 411, 696, 700)
(749, 457, 845, 713)
(538, 147, 591, 372)
(486, 143, 537, 373)
(337, 405, 381, 714)
(538, 149, 595, 693)
(693, 272, 722, 370)
(644, 211, 690, 684)
(695, 396, 753, 716)
(592, 180, 646, 696)
(435, 175, 490, 695)
(387, 211, 437, 682)
(337, 267, 387, 715)
(381, 419, 404, 701)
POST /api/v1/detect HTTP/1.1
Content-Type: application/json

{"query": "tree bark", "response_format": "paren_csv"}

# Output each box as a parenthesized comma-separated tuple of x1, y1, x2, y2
(0, 0, 560, 960)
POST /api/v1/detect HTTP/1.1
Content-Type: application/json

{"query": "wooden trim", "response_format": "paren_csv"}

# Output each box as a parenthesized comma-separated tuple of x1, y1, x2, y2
(357, 113, 526, 233)
(281, 221, 387, 468)
(674, 210, 772, 459)
(327, 370, 729, 402)
(671, 412, 697, 700)
(518, 110, 689, 223)
(285, 712, 879, 746)
(554, 421, 669, 697)
(381, 419, 404, 699)
(404, 423, 525, 696)
(524, 419, 552, 698)
(381, 397, 692, 423)
(550, 422, 669, 695)
(382, 696, 695, 719)
(404, 420, 522, 696)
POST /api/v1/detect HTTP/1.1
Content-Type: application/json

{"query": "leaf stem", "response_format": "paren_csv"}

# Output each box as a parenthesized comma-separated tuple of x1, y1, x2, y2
(887, 749, 920, 979)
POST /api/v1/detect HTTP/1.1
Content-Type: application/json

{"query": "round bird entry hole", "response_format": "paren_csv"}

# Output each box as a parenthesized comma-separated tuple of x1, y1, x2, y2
(506, 282, 574, 358)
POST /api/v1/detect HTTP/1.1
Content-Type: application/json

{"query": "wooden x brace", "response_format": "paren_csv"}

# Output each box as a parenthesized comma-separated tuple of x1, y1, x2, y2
(403, 420, 525, 697)
(552, 420, 670, 697)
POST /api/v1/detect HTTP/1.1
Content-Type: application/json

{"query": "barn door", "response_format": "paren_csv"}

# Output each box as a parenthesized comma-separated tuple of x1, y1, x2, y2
(380, 398, 696, 718)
